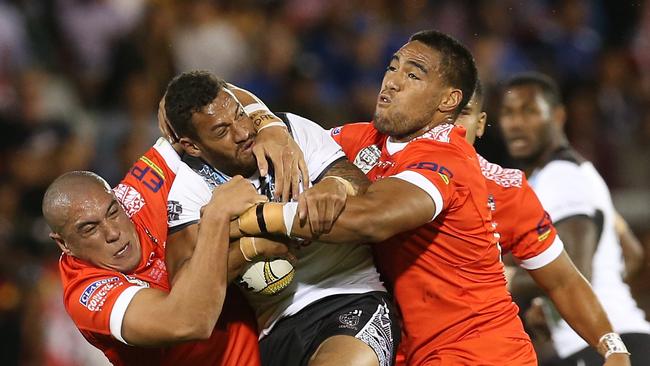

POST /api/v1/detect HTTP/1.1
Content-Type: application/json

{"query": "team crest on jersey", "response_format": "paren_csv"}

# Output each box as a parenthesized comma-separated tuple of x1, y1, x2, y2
(113, 184, 145, 217)
(167, 200, 183, 222)
(339, 309, 362, 329)
(124, 275, 150, 288)
(354, 145, 381, 174)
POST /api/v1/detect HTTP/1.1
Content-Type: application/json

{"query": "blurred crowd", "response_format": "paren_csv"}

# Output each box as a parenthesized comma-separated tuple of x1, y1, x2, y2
(0, 0, 649, 364)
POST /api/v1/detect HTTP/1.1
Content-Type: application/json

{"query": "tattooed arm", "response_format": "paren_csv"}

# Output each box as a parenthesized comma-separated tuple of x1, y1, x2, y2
(296, 157, 370, 236)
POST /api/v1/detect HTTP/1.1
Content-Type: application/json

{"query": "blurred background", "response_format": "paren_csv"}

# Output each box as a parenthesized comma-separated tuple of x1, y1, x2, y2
(0, 0, 648, 364)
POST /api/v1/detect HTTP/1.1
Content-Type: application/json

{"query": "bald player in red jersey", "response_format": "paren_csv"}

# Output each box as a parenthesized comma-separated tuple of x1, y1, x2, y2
(45, 138, 263, 366)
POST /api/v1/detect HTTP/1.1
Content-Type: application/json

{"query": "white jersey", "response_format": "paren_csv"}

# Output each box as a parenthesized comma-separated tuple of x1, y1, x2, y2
(528, 147, 650, 357)
(166, 112, 386, 338)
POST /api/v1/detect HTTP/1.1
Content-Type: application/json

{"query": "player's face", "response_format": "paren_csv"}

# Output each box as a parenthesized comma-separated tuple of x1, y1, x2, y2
(455, 94, 486, 145)
(61, 186, 142, 273)
(374, 41, 449, 140)
(499, 85, 553, 160)
(190, 91, 257, 177)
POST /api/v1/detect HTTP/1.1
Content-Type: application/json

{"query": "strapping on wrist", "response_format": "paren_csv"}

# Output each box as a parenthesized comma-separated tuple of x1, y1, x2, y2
(321, 176, 358, 196)
(598, 332, 630, 359)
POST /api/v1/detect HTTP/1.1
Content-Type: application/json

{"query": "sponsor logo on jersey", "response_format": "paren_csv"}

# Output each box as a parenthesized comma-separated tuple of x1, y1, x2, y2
(354, 145, 381, 174)
(331, 126, 342, 136)
(139, 156, 165, 180)
(113, 184, 145, 217)
(536, 212, 553, 241)
(79, 277, 120, 308)
(339, 309, 362, 329)
(488, 194, 496, 212)
(167, 200, 183, 222)
(406, 162, 454, 180)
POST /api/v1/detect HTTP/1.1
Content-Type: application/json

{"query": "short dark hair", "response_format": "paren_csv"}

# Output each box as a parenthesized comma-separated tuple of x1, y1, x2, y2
(504, 72, 562, 107)
(164, 71, 227, 139)
(409, 30, 477, 115)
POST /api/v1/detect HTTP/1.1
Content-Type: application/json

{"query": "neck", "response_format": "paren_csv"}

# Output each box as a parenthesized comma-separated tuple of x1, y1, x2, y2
(391, 116, 450, 143)
(521, 135, 569, 177)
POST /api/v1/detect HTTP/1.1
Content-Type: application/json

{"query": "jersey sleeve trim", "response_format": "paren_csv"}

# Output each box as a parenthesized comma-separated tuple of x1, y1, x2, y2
(518, 236, 565, 270)
(391, 170, 443, 221)
(109, 285, 146, 345)
(169, 219, 199, 234)
(153, 138, 182, 174)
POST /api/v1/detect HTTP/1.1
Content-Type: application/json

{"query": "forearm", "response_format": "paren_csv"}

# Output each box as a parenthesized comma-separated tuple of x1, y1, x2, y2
(233, 178, 434, 244)
(528, 252, 614, 352)
(545, 272, 613, 348)
(166, 215, 230, 329)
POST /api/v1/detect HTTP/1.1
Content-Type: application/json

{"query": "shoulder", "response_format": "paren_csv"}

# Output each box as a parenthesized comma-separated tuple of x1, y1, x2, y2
(478, 154, 524, 188)
(531, 159, 589, 191)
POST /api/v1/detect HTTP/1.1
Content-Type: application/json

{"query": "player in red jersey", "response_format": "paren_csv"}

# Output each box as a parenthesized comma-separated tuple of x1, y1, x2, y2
(42, 139, 267, 366)
(231, 30, 536, 365)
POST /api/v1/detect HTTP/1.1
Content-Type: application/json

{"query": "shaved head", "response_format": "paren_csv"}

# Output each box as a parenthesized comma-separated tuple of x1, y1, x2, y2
(43, 171, 142, 272)
(42, 171, 111, 233)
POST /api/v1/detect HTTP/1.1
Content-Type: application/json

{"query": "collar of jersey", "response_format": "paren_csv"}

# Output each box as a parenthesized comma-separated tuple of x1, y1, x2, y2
(385, 137, 409, 155)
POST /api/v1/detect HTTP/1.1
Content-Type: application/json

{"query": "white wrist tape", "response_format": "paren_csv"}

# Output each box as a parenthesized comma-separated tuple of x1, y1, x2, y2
(258, 121, 287, 132)
(282, 202, 298, 236)
(598, 332, 630, 358)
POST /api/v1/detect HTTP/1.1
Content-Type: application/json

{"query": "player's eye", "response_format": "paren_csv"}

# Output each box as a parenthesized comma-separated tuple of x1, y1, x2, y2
(81, 225, 97, 235)
(215, 127, 228, 138)
(109, 207, 119, 218)
(386, 65, 397, 72)
(408, 72, 420, 80)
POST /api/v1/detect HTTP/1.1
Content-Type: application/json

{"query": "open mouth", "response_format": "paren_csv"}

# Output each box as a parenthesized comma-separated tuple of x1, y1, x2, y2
(378, 93, 392, 105)
(115, 242, 129, 257)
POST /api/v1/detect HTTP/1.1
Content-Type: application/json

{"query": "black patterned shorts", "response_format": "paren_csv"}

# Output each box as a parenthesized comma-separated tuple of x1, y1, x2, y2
(259, 291, 401, 366)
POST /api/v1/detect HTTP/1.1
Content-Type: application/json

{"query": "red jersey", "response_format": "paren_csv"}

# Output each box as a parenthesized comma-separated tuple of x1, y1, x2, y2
(59, 138, 260, 366)
(331, 123, 532, 365)
(478, 155, 563, 268)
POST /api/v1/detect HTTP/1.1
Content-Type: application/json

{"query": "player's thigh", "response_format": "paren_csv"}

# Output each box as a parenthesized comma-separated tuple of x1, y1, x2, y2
(309, 335, 378, 366)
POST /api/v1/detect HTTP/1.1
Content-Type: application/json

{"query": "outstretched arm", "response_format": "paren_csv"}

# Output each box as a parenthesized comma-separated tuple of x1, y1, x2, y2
(119, 177, 267, 346)
(232, 177, 436, 244)
(525, 251, 630, 365)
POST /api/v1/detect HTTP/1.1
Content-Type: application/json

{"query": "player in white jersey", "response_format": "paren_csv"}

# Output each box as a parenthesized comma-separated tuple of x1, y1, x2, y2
(499, 72, 650, 365)
(162, 71, 399, 366)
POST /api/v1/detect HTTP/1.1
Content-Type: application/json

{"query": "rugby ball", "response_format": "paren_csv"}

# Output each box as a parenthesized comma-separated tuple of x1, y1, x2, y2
(237, 259, 295, 295)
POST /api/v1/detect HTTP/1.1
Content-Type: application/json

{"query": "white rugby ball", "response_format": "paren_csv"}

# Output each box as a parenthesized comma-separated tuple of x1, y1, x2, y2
(237, 259, 295, 296)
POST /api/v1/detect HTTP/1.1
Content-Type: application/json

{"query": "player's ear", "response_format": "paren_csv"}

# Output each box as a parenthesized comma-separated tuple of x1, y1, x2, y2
(438, 88, 462, 114)
(179, 137, 201, 157)
(51, 233, 72, 255)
